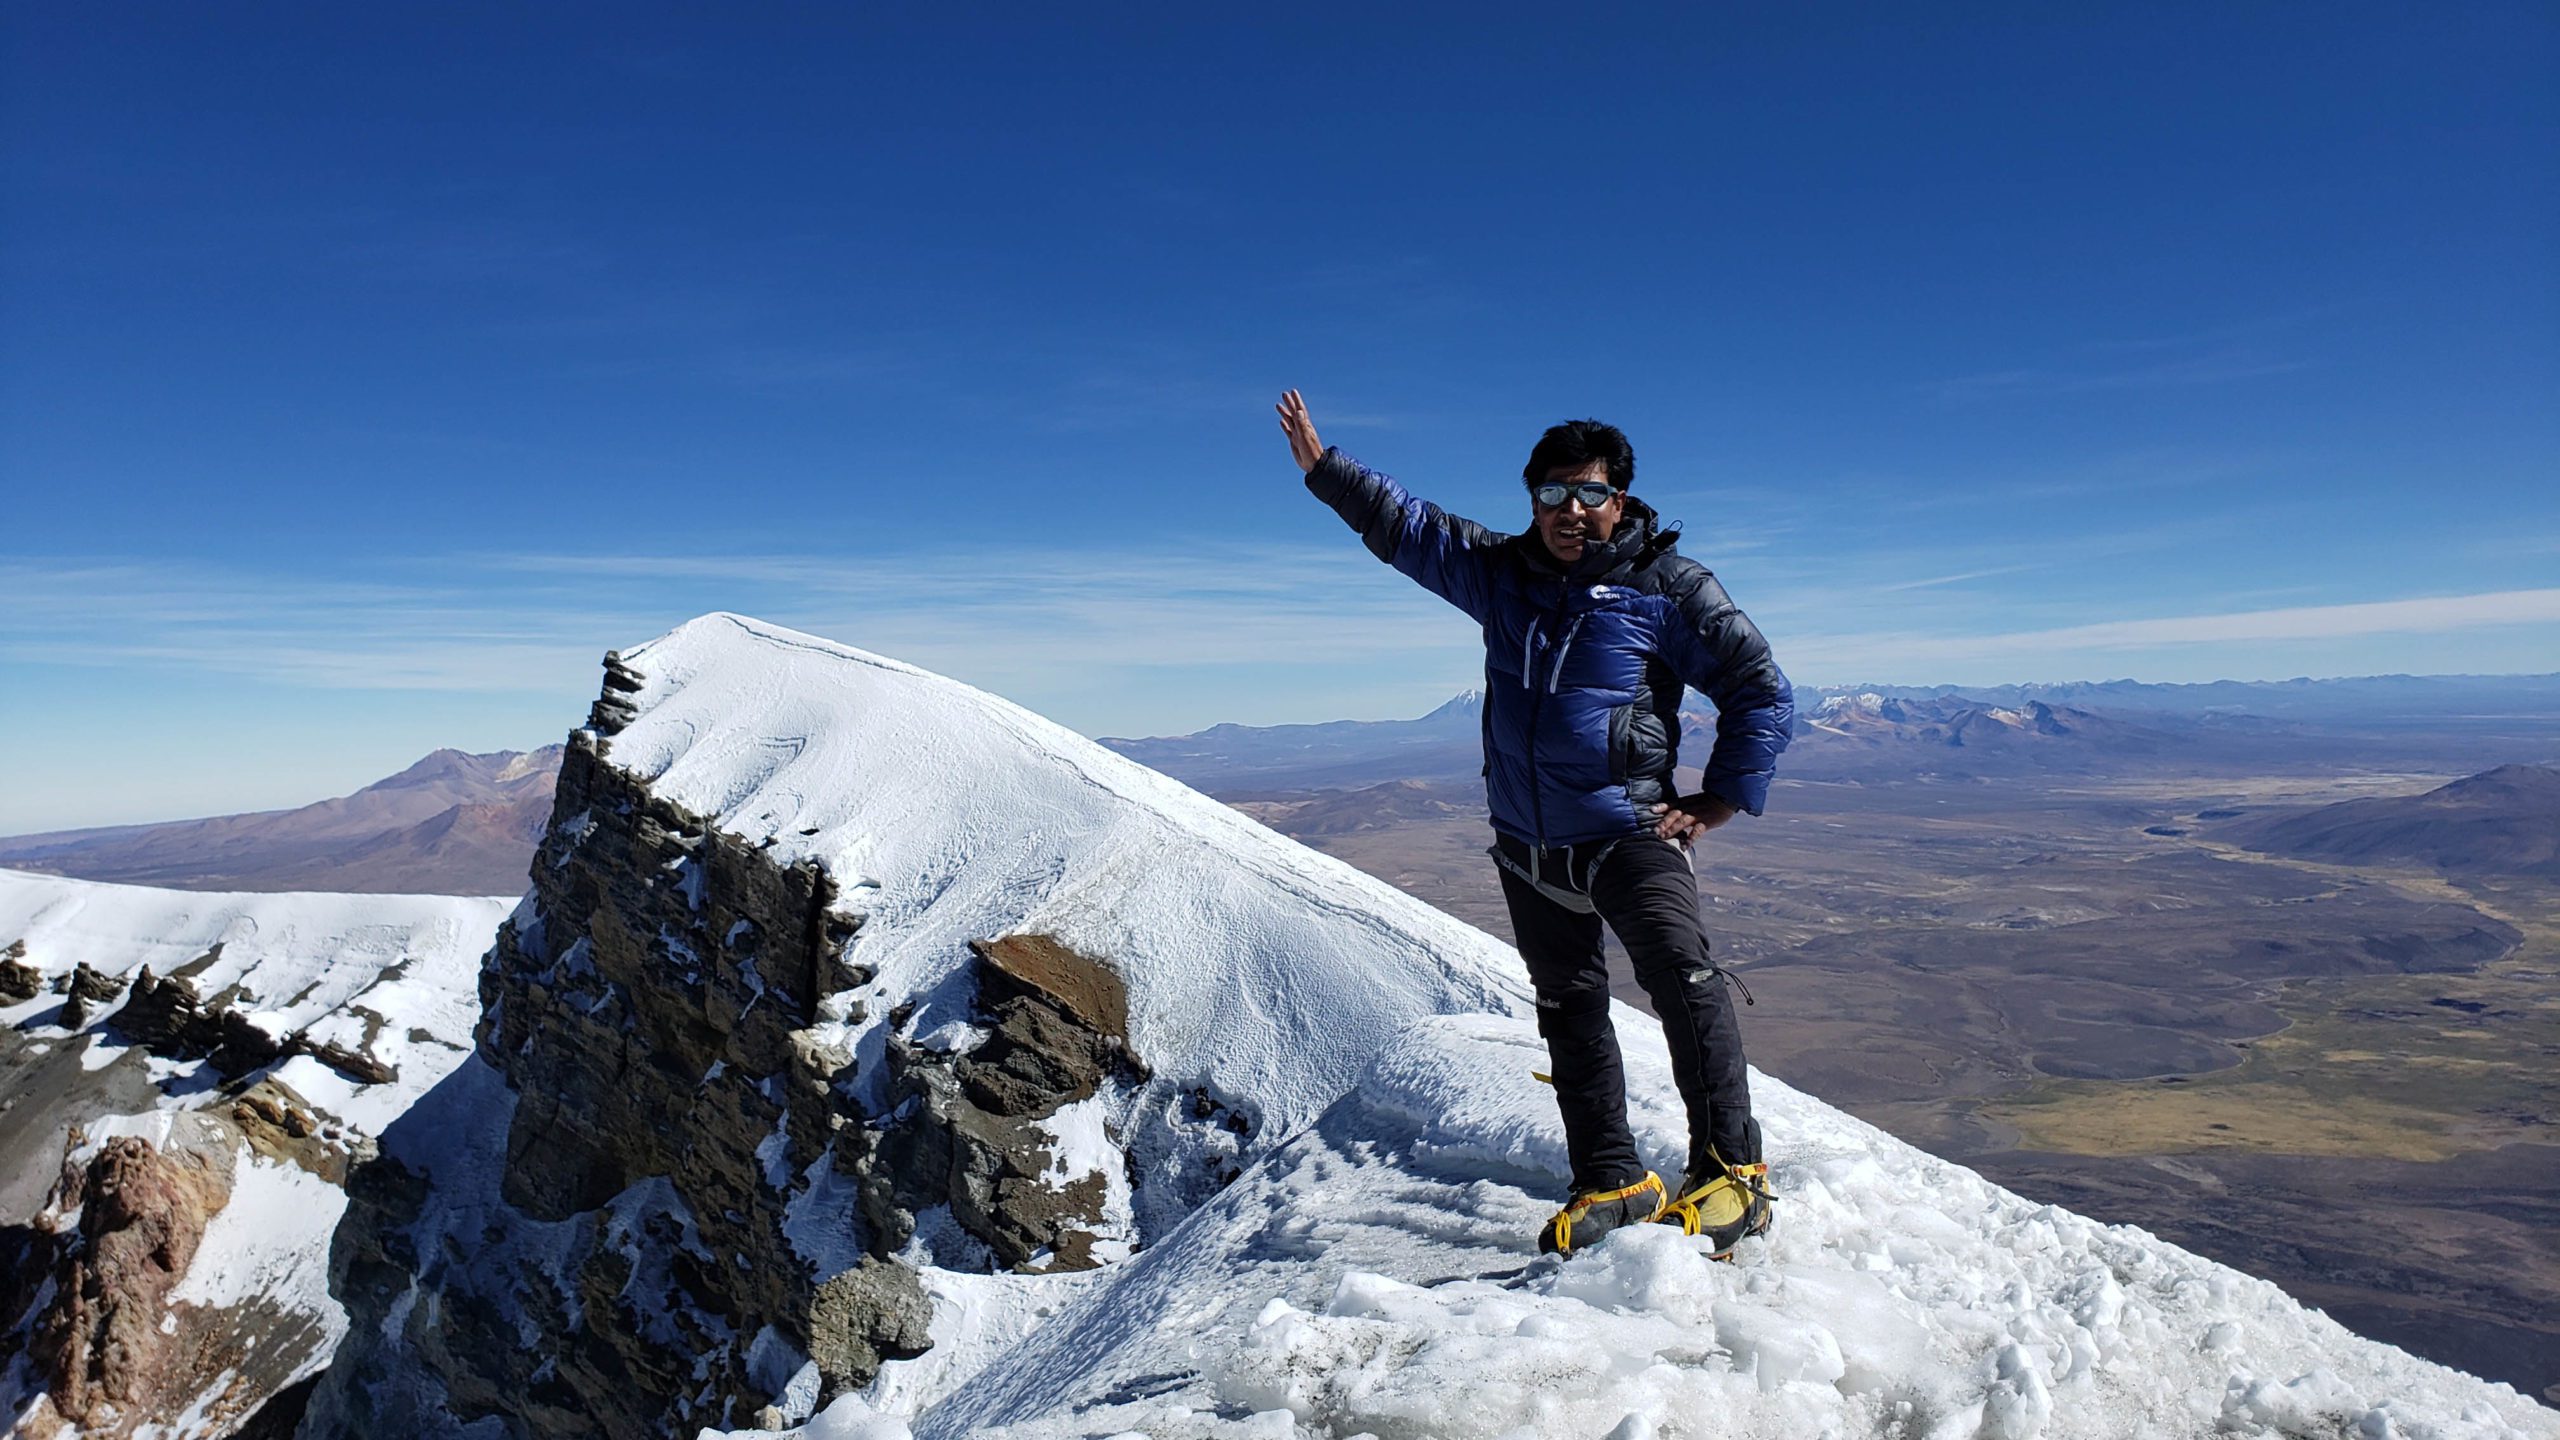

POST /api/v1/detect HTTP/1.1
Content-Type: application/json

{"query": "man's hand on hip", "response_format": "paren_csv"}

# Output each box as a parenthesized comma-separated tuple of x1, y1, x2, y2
(1651, 794, 1739, 847)
(1276, 389, 1324, 474)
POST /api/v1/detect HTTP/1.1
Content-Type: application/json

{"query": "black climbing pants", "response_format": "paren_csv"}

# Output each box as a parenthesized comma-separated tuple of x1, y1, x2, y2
(1494, 832, 1756, 1194)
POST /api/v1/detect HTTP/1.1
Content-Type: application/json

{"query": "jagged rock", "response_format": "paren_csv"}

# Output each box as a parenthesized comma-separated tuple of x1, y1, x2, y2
(209, 1005, 286, 1074)
(113, 966, 205, 1050)
(99, 959, 392, 1092)
(68, 962, 126, 1004)
(57, 961, 128, 1026)
(31, 1134, 233, 1432)
(316, 724, 865, 1437)
(0, 939, 39, 1002)
(232, 1077, 360, 1184)
(307, 637, 1213, 1436)
(303, 1036, 396, 1087)
(808, 1257, 933, 1400)
(853, 934, 1143, 1271)
(587, 649, 645, 735)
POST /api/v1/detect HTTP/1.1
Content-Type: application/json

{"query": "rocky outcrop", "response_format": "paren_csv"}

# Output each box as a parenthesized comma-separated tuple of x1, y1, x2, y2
(46, 951, 408, 1093)
(0, 939, 39, 1002)
(308, 655, 1172, 1438)
(310, 726, 855, 1437)
(807, 1258, 933, 1393)
(857, 933, 1146, 1270)
(22, 1133, 233, 1435)
(115, 962, 290, 1074)
(0, 872, 514, 1440)
(57, 961, 127, 1028)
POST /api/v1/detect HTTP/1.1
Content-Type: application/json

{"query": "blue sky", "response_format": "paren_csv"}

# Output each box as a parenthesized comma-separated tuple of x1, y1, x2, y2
(4, 4, 2556, 831)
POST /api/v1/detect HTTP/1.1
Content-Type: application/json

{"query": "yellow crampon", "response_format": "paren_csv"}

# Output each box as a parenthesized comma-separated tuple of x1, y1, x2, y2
(1659, 1160, 1774, 1257)
(1539, 1171, 1667, 1256)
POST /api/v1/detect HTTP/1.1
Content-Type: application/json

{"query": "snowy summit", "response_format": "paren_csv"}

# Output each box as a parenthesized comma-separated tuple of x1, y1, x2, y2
(267, 612, 2553, 1439)
(618, 616, 2546, 1440)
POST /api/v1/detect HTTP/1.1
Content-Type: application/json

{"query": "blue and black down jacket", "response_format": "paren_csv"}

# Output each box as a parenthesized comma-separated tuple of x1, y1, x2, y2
(1307, 447, 1794, 848)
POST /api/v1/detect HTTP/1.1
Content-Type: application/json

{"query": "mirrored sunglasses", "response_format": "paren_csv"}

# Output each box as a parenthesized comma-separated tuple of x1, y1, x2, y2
(1532, 481, 1619, 510)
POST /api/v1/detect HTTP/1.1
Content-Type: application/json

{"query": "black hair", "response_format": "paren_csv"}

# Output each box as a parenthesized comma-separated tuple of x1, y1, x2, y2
(1522, 419, 1635, 491)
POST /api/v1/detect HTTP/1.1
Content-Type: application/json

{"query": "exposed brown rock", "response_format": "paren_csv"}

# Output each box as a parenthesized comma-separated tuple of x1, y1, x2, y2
(33, 1134, 234, 1433)
(971, 933, 1131, 1046)
(232, 1077, 359, 1184)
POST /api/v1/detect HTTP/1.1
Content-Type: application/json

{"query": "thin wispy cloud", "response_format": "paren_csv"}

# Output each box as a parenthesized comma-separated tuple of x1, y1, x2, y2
(1871, 564, 2043, 593)
(1986, 589, 2560, 648)
(0, 547, 1482, 732)
(1931, 352, 2311, 401)
(1929, 311, 2325, 403)
(1785, 588, 2560, 678)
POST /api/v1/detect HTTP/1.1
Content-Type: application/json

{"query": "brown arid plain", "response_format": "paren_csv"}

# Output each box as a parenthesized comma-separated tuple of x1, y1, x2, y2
(1229, 748, 2560, 1406)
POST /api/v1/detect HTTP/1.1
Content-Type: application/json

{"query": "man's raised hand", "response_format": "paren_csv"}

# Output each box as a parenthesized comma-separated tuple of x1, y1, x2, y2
(1276, 389, 1324, 474)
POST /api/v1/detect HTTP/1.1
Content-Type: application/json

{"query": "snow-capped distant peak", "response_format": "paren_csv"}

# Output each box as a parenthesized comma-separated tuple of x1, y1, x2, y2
(1816, 692, 1888, 719)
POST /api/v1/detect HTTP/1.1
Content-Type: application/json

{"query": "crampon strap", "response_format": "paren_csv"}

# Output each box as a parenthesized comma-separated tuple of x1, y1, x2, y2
(1544, 1173, 1663, 1254)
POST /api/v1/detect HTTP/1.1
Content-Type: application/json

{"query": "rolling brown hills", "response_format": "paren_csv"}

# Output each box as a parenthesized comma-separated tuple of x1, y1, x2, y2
(0, 746, 561, 895)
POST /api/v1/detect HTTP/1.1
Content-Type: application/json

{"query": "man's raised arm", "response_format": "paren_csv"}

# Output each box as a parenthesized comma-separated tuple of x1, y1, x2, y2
(1276, 389, 1501, 622)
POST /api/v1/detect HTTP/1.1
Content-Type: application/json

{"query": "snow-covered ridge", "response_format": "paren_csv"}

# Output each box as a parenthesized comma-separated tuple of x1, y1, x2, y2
(0, 869, 513, 1130)
(298, 613, 1552, 1437)
(603, 611, 1531, 1143)
(0, 869, 514, 1437)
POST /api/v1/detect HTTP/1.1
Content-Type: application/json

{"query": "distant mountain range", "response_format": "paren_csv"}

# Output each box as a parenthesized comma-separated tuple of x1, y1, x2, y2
(1818, 672, 2560, 724)
(2217, 763, 2560, 879)
(0, 747, 561, 895)
(1100, 689, 1487, 792)
(1106, 673, 2560, 794)
(8, 671, 2555, 898)
(1795, 692, 2171, 752)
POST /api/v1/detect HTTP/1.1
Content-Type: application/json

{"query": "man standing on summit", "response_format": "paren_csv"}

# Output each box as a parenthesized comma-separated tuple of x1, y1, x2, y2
(1276, 389, 1794, 1259)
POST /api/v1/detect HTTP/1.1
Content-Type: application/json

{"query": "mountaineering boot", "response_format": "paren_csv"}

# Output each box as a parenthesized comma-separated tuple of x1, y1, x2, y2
(1659, 1159, 1771, 1258)
(1538, 1172, 1667, 1256)
(1660, 1121, 1773, 1259)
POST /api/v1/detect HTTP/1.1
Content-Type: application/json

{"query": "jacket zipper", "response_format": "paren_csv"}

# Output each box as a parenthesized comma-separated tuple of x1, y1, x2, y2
(1523, 594, 1573, 845)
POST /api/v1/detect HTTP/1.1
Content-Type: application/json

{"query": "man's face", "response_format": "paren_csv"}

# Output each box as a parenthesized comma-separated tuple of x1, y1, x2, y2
(1532, 460, 1624, 565)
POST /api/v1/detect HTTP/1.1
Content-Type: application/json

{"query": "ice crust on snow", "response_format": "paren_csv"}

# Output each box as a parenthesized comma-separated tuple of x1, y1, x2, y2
(635, 615, 2550, 1440)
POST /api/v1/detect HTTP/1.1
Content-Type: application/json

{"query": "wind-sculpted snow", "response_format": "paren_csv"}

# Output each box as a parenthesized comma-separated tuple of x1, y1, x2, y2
(711, 1015, 2554, 1440)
